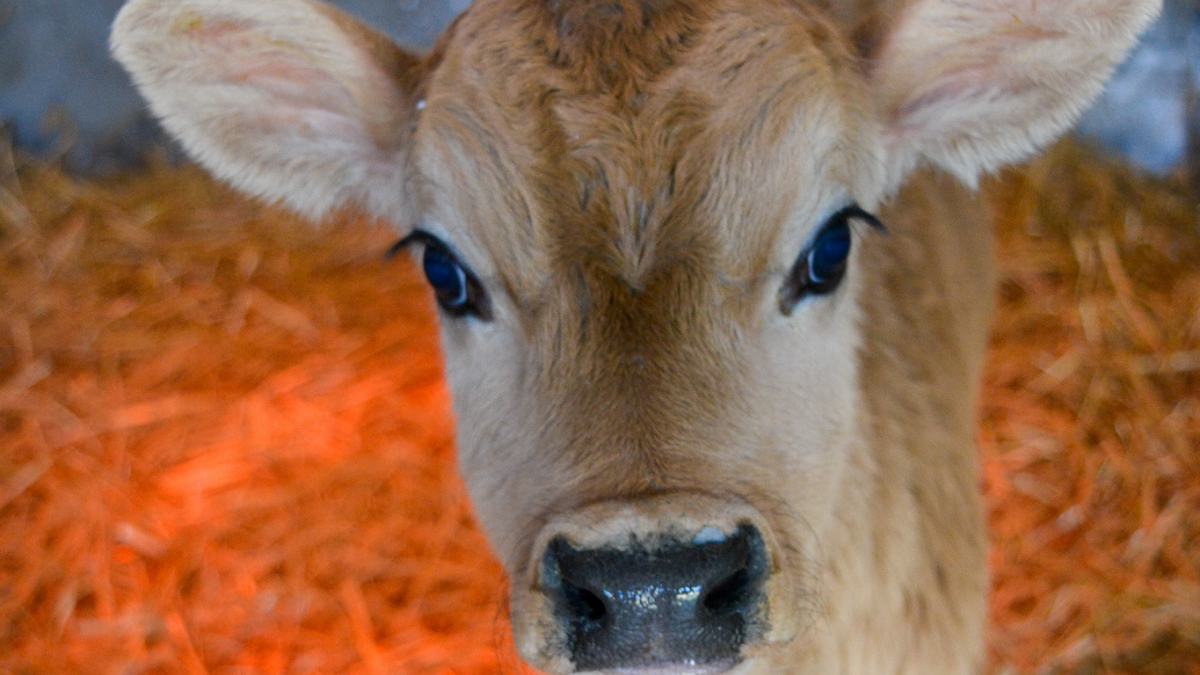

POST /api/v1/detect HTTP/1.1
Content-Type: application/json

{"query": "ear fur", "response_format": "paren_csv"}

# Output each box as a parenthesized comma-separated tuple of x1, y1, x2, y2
(111, 0, 425, 221)
(872, 0, 1162, 187)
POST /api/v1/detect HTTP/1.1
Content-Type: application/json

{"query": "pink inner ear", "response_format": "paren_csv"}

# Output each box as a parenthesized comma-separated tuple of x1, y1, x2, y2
(239, 61, 359, 115)
(180, 18, 362, 119)
(889, 59, 1043, 143)
(893, 67, 999, 126)
(178, 16, 256, 47)
(875, 0, 1091, 138)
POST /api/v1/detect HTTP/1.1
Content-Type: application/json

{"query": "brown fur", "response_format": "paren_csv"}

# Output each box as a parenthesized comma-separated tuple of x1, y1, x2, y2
(111, 0, 1159, 672)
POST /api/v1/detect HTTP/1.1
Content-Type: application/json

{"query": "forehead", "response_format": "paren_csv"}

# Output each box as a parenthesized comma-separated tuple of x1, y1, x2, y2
(416, 0, 874, 303)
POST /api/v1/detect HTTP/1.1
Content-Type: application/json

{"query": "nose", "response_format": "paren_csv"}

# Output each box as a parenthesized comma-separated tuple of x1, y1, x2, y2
(540, 524, 768, 672)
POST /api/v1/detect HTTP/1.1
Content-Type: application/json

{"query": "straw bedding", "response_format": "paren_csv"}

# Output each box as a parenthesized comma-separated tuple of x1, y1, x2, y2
(0, 139, 1197, 674)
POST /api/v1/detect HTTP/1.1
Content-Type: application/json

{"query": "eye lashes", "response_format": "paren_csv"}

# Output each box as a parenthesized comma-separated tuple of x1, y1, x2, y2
(829, 204, 886, 233)
(386, 229, 445, 259)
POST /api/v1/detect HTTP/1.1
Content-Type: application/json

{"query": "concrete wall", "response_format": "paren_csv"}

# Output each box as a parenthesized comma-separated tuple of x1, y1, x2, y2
(1, 0, 1196, 175)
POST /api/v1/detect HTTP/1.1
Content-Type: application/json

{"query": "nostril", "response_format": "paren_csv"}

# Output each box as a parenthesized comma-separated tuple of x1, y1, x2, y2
(539, 525, 769, 671)
(563, 580, 607, 623)
(702, 567, 752, 615)
(543, 537, 610, 629)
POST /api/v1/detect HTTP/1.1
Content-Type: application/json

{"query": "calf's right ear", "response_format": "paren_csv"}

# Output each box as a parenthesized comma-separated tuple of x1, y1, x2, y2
(111, 0, 425, 221)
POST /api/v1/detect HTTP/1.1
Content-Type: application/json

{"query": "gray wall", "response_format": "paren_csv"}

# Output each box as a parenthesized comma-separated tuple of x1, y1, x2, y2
(0, 0, 467, 172)
(1077, 0, 1200, 174)
(0, 0, 1196, 174)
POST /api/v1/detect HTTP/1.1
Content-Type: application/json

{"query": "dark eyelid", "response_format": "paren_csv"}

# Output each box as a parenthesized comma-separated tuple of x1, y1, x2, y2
(828, 204, 886, 233)
(386, 228, 447, 259)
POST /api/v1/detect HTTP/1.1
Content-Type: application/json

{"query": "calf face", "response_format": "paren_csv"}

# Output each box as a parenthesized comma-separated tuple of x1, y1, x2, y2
(112, 0, 1158, 673)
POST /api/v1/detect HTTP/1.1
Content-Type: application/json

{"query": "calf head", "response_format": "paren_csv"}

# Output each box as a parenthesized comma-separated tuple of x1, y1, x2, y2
(112, 0, 1157, 673)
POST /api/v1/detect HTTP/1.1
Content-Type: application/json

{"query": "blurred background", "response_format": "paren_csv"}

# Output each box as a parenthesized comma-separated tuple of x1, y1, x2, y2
(1, 2, 1198, 675)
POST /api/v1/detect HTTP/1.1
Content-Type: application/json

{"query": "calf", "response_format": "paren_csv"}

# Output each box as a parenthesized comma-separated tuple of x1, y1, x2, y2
(111, 0, 1158, 673)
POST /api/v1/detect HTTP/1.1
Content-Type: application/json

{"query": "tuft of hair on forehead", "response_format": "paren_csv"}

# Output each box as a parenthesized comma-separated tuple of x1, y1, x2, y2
(535, 0, 721, 100)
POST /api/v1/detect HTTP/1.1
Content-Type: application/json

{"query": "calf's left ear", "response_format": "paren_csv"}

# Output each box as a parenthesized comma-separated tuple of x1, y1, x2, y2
(870, 0, 1161, 188)
(111, 0, 426, 222)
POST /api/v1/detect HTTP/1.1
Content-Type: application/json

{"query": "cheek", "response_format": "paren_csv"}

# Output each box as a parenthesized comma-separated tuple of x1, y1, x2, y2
(745, 286, 863, 543)
(439, 328, 565, 569)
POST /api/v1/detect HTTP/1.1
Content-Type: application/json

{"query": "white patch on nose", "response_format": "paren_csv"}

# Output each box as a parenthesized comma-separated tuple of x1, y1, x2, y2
(693, 526, 726, 545)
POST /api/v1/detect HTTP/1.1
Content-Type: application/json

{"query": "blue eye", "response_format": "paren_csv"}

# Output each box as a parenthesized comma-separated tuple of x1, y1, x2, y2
(388, 230, 492, 320)
(780, 204, 883, 314)
(807, 222, 851, 285)
(423, 244, 469, 309)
